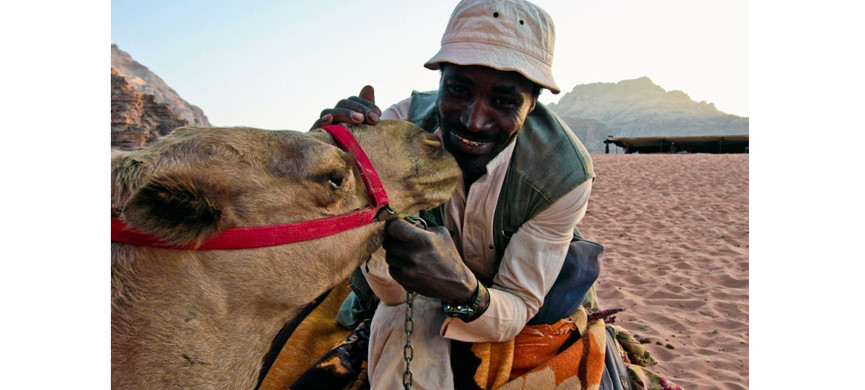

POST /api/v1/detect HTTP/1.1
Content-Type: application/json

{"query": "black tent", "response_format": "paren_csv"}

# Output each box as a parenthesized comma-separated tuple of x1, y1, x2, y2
(604, 135, 748, 154)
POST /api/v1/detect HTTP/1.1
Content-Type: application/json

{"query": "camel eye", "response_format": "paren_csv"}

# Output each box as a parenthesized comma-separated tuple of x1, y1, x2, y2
(328, 172, 344, 189)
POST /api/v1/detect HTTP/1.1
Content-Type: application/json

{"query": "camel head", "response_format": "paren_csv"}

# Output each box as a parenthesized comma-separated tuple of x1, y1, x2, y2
(309, 120, 460, 217)
(110, 120, 458, 389)
(112, 120, 459, 247)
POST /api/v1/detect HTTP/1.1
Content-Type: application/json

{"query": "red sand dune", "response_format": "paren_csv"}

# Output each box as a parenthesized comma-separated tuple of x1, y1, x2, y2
(579, 154, 749, 390)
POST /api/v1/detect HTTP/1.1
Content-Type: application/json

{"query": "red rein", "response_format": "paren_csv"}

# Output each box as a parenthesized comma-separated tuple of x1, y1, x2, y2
(111, 124, 390, 250)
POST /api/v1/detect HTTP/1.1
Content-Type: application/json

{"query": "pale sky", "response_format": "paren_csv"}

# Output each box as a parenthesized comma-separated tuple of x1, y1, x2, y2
(7, 2, 865, 387)
(111, 0, 748, 131)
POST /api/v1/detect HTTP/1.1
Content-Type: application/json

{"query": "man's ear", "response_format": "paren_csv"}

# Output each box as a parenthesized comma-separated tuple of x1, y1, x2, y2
(122, 172, 236, 246)
(527, 96, 537, 114)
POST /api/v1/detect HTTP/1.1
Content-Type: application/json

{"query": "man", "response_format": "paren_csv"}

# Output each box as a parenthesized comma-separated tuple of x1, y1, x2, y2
(316, 0, 594, 388)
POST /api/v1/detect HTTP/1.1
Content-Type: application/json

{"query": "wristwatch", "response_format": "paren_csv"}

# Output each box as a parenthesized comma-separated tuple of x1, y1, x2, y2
(442, 281, 486, 321)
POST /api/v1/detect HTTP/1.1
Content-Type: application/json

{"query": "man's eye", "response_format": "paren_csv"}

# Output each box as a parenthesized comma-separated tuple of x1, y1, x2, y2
(494, 97, 516, 107)
(449, 85, 469, 96)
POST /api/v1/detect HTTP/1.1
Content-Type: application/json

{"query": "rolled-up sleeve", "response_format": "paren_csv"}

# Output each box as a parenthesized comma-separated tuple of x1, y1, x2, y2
(441, 179, 593, 342)
(361, 249, 407, 306)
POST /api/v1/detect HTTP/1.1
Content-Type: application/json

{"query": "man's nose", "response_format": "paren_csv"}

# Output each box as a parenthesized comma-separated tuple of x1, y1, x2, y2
(460, 100, 492, 133)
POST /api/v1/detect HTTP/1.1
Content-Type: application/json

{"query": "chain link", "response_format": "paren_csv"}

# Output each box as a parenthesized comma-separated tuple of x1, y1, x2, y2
(403, 291, 417, 390)
(401, 215, 425, 390)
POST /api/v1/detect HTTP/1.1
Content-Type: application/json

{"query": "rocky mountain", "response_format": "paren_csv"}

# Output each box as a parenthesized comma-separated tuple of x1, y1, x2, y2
(111, 44, 211, 127)
(112, 68, 188, 150)
(548, 77, 748, 153)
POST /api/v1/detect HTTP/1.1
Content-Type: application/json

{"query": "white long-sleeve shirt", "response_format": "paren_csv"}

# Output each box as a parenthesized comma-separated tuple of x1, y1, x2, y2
(363, 97, 592, 342)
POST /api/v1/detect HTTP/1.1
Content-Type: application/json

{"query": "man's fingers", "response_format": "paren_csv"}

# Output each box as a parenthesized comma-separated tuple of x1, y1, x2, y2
(338, 98, 374, 114)
(337, 97, 381, 125)
(313, 86, 381, 129)
(384, 219, 427, 243)
(382, 237, 410, 260)
(359, 85, 375, 104)
(316, 108, 365, 127)
(356, 86, 381, 124)
(310, 113, 334, 130)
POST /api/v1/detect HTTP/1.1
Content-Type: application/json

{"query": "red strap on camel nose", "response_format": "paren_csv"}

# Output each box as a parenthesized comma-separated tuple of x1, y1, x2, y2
(320, 124, 389, 209)
(111, 124, 389, 250)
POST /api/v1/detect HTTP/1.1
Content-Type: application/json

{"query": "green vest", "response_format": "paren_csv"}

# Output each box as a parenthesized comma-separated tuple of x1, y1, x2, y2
(336, 90, 596, 327)
(408, 90, 595, 270)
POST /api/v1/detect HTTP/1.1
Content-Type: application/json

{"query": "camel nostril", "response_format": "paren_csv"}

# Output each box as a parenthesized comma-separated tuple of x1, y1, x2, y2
(420, 135, 444, 157)
(422, 138, 442, 149)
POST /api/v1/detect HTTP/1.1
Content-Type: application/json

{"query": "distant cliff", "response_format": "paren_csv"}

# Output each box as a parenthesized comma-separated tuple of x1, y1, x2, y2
(112, 68, 187, 150)
(111, 44, 211, 127)
(548, 77, 748, 153)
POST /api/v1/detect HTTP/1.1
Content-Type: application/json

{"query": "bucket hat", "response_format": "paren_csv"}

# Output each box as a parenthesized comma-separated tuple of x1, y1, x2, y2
(425, 0, 560, 94)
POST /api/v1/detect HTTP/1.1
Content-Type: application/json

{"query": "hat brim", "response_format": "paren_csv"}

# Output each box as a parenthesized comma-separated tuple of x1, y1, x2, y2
(424, 42, 560, 94)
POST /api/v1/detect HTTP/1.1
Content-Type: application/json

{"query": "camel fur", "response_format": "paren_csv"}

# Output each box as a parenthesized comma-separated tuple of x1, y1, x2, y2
(111, 120, 459, 389)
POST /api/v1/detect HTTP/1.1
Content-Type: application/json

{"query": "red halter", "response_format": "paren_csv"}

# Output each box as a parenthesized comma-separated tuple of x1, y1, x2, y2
(110, 124, 391, 250)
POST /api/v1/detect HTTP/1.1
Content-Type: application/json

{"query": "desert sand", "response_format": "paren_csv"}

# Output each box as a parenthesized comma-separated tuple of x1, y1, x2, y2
(578, 153, 749, 390)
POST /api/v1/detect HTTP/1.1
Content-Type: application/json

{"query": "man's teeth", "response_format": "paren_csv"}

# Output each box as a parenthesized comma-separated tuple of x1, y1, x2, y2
(455, 134, 483, 146)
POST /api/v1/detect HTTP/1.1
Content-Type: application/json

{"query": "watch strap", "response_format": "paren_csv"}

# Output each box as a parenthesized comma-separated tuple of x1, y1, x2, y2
(443, 280, 487, 321)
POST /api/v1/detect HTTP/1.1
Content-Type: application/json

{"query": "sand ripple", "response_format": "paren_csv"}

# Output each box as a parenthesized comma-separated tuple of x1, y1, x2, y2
(579, 154, 748, 390)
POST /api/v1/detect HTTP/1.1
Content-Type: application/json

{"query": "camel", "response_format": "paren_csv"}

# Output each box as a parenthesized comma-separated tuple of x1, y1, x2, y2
(111, 120, 459, 389)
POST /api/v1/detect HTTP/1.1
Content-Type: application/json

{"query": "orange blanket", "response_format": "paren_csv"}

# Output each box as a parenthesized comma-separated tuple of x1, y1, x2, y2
(464, 307, 606, 390)
(260, 286, 681, 390)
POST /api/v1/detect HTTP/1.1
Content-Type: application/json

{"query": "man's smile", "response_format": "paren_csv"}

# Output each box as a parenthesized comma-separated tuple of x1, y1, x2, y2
(447, 129, 496, 156)
(453, 133, 483, 146)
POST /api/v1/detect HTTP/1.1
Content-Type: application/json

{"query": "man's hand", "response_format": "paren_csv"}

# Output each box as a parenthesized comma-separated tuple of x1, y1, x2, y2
(311, 85, 383, 129)
(383, 219, 478, 305)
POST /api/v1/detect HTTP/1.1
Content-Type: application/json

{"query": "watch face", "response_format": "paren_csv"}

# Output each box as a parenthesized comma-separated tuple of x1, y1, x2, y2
(442, 282, 484, 320)
(443, 304, 475, 319)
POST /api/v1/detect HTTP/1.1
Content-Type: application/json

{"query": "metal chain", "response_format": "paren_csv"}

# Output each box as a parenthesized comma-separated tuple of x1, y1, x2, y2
(403, 291, 417, 390)
(396, 215, 425, 390)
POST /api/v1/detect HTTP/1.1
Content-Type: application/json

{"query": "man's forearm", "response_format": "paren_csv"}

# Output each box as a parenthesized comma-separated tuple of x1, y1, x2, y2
(440, 180, 592, 341)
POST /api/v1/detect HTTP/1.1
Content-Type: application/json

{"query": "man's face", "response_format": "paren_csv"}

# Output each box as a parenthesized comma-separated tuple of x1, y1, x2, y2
(437, 64, 538, 178)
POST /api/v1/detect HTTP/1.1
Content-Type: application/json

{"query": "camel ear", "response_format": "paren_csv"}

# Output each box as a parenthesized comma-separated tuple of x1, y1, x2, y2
(122, 172, 234, 245)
